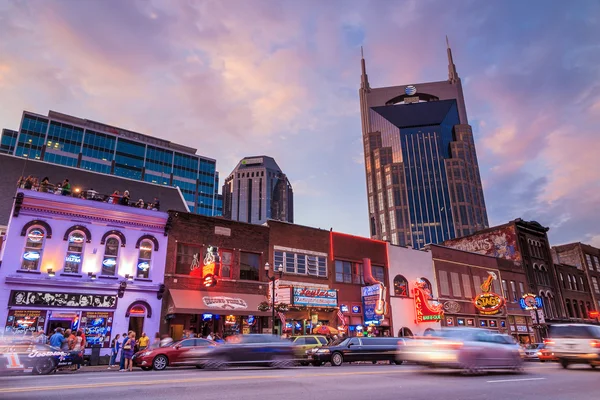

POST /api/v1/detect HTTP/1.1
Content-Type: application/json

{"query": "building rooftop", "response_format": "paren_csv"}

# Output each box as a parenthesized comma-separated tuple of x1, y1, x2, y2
(371, 99, 458, 129)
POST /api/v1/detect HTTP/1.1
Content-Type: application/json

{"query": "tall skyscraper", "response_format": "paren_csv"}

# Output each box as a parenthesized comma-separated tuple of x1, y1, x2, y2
(359, 39, 488, 249)
(1, 110, 220, 216)
(222, 156, 293, 225)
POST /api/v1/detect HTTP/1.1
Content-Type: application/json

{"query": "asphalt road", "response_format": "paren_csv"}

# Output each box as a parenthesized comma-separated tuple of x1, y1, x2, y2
(0, 362, 597, 400)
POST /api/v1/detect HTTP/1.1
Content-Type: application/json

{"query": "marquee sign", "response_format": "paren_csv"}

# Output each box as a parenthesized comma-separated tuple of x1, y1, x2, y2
(9, 291, 117, 309)
(292, 288, 338, 308)
(414, 280, 443, 323)
(519, 293, 543, 311)
(202, 296, 248, 310)
(474, 272, 505, 315)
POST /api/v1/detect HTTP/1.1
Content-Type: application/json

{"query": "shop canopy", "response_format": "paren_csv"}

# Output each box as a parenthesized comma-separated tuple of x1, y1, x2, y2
(168, 289, 271, 316)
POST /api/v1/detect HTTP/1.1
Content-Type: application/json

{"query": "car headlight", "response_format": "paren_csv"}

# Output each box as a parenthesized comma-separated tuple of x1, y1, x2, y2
(316, 349, 330, 354)
(142, 351, 152, 356)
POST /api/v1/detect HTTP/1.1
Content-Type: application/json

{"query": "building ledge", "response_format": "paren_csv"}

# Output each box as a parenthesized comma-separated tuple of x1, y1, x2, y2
(60, 273, 83, 278)
(16, 270, 42, 275)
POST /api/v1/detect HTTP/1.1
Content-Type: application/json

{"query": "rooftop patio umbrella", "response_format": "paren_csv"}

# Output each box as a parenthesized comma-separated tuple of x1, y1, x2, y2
(313, 325, 339, 335)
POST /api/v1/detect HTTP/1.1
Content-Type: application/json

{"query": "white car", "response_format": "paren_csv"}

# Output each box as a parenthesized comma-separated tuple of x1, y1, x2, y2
(523, 343, 544, 360)
(545, 324, 600, 369)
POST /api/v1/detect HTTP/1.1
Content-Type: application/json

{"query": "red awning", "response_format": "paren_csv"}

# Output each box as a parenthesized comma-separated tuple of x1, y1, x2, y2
(167, 289, 270, 316)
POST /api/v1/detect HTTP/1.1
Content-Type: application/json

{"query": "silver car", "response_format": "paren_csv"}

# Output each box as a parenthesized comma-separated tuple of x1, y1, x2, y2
(397, 328, 524, 374)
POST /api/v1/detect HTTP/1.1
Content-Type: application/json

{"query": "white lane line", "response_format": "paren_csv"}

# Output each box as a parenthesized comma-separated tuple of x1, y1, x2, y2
(487, 378, 546, 383)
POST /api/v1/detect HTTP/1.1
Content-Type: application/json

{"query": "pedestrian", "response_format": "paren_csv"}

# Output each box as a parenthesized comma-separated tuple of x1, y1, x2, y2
(32, 177, 39, 191)
(152, 332, 161, 349)
(109, 334, 121, 369)
(119, 332, 128, 371)
(86, 188, 98, 200)
(73, 331, 84, 370)
(119, 190, 130, 206)
(110, 190, 120, 204)
(54, 183, 62, 194)
(62, 329, 73, 351)
(35, 330, 48, 344)
(160, 334, 173, 347)
(135, 198, 145, 208)
(138, 332, 149, 351)
(152, 197, 160, 211)
(40, 177, 50, 193)
(24, 175, 34, 189)
(122, 331, 136, 372)
(17, 176, 25, 188)
(206, 332, 214, 341)
(213, 333, 224, 343)
(61, 179, 71, 196)
(49, 328, 66, 348)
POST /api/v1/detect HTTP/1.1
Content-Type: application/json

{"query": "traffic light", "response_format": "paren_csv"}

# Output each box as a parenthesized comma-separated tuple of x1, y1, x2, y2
(203, 274, 217, 287)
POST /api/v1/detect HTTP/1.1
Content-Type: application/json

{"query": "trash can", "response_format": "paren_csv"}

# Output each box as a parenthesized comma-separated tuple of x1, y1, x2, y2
(90, 344, 102, 366)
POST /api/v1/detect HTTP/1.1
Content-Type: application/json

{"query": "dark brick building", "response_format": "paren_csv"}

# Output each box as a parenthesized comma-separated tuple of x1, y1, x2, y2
(553, 262, 595, 322)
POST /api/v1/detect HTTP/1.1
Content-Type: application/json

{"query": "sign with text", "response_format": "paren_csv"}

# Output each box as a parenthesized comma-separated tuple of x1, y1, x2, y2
(5, 310, 47, 334)
(444, 225, 521, 262)
(292, 288, 337, 308)
(413, 282, 443, 324)
(362, 284, 384, 325)
(81, 311, 113, 348)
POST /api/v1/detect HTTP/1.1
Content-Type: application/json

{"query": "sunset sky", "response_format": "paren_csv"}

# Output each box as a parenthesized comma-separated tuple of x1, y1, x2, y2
(1, 0, 599, 247)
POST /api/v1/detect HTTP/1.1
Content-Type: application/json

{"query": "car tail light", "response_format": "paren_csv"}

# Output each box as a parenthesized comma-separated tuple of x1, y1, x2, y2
(434, 341, 463, 350)
(543, 339, 554, 345)
(397, 341, 405, 346)
(591, 340, 600, 349)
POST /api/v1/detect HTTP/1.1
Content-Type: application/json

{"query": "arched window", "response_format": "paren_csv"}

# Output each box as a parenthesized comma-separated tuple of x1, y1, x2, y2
(559, 273, 565, 289)
(420, 278, 432, 293)
(573, 300, 581, 318)
(64, 231, 86, 274)
(102, 237, 120, 276)
(22, 227, 46, 271)
(579, 301, 586, 319)
(565, 299, 573, 318)
(398, 327, 414, 337)
(394, 275, 409, 297)
(424, 328, 435, 336)
(136, 239, 153, 279)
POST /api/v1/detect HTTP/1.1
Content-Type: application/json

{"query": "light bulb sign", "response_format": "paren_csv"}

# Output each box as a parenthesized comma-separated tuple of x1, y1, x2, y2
(519, 293, 543, 311)
(413, 280, 443, 323)
(474, 271, 505, 315)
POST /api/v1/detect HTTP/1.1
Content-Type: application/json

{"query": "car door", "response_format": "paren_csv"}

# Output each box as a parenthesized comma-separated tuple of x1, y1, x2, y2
(342, 337, 362, 362)
(171, 339, 197, 364)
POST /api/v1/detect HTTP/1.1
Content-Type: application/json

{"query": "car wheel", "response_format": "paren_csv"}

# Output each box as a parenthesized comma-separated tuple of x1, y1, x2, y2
(153, 355, 168, 371)
(392, 360, 403, 365)
(32, 358, 56, 375)
(141, 367, 152, 371)
(560, 360, 569, 369)
(331, 352, 343, 367)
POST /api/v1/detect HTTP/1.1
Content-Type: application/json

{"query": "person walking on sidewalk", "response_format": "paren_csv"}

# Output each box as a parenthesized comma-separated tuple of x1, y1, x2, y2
(73, 331, 84, 370)
(138, 332, 149, 351)
(109, 334, 121, 369)
(151, 332, 161, 349)
(122, 331, 136, 372)
(119, 332, 128, 371)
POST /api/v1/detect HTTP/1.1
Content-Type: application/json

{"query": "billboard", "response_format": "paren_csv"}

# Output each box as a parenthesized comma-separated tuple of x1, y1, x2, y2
(292, 288, 337, 308)
(444, 225, 521, 262)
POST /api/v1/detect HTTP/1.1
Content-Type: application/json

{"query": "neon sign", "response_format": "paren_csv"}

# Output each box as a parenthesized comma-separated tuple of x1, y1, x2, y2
(27, 229, 44, 242)
(65, 254, 81, 263)
(352, 305, 361, 313)
(519, 293, 543, 311)
(137, 262, 150, 271)
(23, 252, 40, 261)
(69, 234, 85, 244)
(340, 304, 349, 313)
(413, 280, 443, 323)
(474, 271, 505, 315)
(102, 258, 117, 267)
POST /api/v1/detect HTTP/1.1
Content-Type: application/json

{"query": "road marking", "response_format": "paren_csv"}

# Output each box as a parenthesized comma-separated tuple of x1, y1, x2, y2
(0, 369, 413, 393)
(487, 378, 547, 383)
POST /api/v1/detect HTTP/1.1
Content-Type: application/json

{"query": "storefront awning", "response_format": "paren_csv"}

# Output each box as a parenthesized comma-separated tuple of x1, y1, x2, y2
(168, 289, 270, 316)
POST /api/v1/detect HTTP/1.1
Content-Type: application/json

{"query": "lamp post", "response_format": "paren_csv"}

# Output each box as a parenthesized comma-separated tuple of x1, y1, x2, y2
(265, 262, 283, 335)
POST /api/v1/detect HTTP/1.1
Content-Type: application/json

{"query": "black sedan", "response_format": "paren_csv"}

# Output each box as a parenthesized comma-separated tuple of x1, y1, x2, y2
(0, 341, 83, 375)
(189, 334, 296, 369)
(310, 337, 404, 366)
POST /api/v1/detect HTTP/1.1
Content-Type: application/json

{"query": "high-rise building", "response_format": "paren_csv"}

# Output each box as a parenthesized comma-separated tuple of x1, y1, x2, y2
(222, 156, 293, 225)
(1, 110, 219, 215)
(359, 40, 488, 248)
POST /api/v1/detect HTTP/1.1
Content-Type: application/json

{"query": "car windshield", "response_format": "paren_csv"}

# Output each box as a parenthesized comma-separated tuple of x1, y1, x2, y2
(333, 338, 350, 347)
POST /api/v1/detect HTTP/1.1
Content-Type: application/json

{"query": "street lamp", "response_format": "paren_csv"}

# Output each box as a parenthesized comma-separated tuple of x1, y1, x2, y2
(265, 262, 283, 335)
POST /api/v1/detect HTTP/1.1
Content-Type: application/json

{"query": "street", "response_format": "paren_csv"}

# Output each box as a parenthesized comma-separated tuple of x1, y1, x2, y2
(0, 363, 597, 400)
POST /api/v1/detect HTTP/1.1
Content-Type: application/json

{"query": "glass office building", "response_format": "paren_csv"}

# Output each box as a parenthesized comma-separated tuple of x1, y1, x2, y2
(2, 110, 220, 215)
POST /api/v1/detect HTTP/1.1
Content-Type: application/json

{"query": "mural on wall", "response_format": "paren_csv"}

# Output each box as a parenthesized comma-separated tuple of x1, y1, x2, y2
(444, 225, 521, 262)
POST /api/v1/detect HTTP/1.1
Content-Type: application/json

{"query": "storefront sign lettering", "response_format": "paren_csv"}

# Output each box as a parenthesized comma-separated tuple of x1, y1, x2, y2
(413, 281, 443, 324)
(292, 287, 337, 308)
(474, 293, 504, 315)
(28, 229, 44, 242)
(519, 293, 542, 311)
(65, 254, 81, 263)
(203, 296, 248, 310)
(23, 252, 40, 261)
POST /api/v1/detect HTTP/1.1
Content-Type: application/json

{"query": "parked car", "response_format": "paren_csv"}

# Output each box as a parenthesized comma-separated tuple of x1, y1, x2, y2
(289, 335, 328, 364)
(397, 328, 524, 374)
(0, 340, 83, 375)
(537, 345, 557, 362)
(545, 324, 600, 369)
(133, 338, 216, 371)
(192, 334, 296, 369)
(310, 337, 403, 367)
(523, 343, 544, 360)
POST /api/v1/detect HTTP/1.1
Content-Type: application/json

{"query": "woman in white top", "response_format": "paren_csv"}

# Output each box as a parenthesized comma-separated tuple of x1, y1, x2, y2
(73, 331, 84, 370)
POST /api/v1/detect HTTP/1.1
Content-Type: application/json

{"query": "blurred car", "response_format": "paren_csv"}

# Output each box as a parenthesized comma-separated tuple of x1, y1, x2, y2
(194, 334, 295, 369)
(310, 337, 403, 367)
(545, 324, 600, 369)
(289, 335, 328, 365)
(523, 343, 544, 361)
(397, 328, 524, 374)
(0, 340, 83, 375)
(133, 338, 216, 371)
(537, 345, 557, 362)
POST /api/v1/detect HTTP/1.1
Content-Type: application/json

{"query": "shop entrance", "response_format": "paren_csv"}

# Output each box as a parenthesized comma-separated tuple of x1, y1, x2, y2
(47, 311, 80, 333)
(128, 316, 144, 338)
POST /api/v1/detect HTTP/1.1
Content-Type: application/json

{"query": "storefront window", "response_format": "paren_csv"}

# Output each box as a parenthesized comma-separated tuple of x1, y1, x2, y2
(136, 239, 153, 279)
(64, 232, 86, 274)
(21, 227, 46, 271)
(240, 252, 260, 281)
(81, 311, 113, 348)
(102, 237, 120, 276)
(175, 243, 202, 275)
(335, 260, 363, 284)
(373, 266, 385, 283)
(219, 249, 233, 278)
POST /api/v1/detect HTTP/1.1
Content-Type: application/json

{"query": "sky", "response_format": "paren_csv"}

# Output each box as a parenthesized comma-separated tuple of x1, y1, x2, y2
(0, 0, 599, 247)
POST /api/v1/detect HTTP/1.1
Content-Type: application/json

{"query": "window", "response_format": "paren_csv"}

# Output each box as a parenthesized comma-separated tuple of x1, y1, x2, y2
(240, 252, 260, 281)
(373, 266, 385, 283)
(102, 237, 120, 276)
(219, 249, 233, 278)
(439, 271, 450, 296)
(175, 243, 202, 275)
(450, 272, 462, 297)
(502, 280, 509, 299)
(22, 227, 46, 271)
(594, 256, 600, 271)
(572, 275, 579, 291)
(565, 299, 573, 318)
(579, 276, 585, 291)
(592, 277, 600, 294)
(518, 282, 525, 297)
(560, 273, 565, 288)
(304, 337, 318, 345)
(567, 275, 573, 290)
(462, 274, 472, 298)
(393, 275, 408, 297)
(64, 231, 86, 274)
(276, 250, 327, 277)
(136, 239, 153, 279)
(510, 281, 517, 302)
(335, 260, 363, 284)
(586, 254, 594, 270)
(419, 278, 432, 293)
